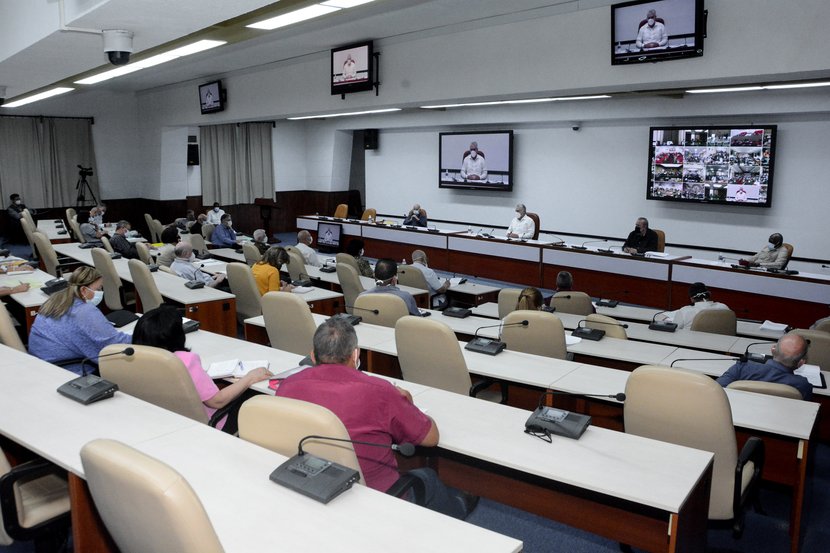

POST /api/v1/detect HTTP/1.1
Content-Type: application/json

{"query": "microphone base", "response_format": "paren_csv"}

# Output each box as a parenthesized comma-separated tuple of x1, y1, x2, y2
(57, 375, 119, 405)
(319, 265, 336, 273)
(270, 454, 360, 504)
(569, 245, 587, 250)
(648, 321, 678, 333)
(526, 406, 591, 440)
(333, 313, 362, 326)
(596, 299, 619, 308)
(442, 307, 472, 318)
(572, 328, 605, 341)
(291, 279, 312, 287)
(465, 338, 506, 355)
(746, 353, 772, 363)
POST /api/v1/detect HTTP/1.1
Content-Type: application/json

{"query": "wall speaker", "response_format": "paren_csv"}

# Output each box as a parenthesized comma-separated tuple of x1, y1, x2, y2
(187, 144, 200, 166)
(363, 129, 378, 150)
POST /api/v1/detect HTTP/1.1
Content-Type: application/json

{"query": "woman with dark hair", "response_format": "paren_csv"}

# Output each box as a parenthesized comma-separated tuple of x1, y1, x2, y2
(346, 239, 374, 277)
(516, 287, 543, 311)
(131, 306, 272, 429)
(156, 224, 180, 267)
(251, 246, 294, 295)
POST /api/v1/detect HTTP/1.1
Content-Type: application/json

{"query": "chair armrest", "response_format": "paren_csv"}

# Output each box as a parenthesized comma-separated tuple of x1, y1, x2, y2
(386, 473, 426, 505)
(733, 436, 764, 534)
(469, 378, 508, 404)
(0, 459, 69, 539)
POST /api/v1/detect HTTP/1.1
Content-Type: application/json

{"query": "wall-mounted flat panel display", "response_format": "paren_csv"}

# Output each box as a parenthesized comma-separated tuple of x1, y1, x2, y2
(439, 131, 513, 191)
(612, 0, 705, 65)
(331, 41, 373, 95)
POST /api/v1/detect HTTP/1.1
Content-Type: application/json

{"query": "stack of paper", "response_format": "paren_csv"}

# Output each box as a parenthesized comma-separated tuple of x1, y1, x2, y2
(760, 320, 789, 332)
(207, 359, 270, 379)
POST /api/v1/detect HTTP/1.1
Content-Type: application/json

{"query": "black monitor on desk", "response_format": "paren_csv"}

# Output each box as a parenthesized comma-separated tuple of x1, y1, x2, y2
(317, 222, 342, 253)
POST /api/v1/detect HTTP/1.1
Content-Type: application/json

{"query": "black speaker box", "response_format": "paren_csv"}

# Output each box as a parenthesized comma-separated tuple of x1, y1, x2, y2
(364, 129, 378, 150)
(187, 144, 200, 165)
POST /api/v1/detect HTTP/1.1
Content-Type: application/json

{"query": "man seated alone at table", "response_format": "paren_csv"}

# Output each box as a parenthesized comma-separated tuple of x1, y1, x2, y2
(212, 213, 240, 249)
(716, 334, 812, 400)
(295, 230, 322, 267)
(410, 249, 450, 308)
(359, 258, 420, 316)
(623, 217, 658, 254)
(403, 204, 427, 227)
(656, 282, 729, 329)
(506, 203, 535, 239)
(109, 220, 139, 259)
(740, 232, 790, 270)
(275, 318, 478, 519)
(170, 242, 227, 288)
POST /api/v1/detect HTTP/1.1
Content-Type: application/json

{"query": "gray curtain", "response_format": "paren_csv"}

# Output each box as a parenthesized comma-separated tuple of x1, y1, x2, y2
(200, 122, 273, 205)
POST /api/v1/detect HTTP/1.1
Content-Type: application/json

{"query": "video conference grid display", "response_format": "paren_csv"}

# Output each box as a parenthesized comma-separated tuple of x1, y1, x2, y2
(647, 127, 776, 206)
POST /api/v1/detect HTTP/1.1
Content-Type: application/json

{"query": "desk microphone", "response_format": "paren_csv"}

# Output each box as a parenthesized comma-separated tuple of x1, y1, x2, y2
(741, 341, 774, 363)
(648, 310, 677, 332)
(56, 347, 134, 405)
(595, 295, 619, 308)
(292, 272, 312, 287)
(538, 390, 627, 403)
(570, 239, 607, 251)
(598, 244, 622, 253)
(669, 357, 734, 368)
(480, 228, 495, 239)
(338, 304, 380, 326)
(465, 320, 528, 355)
(572, 318, 628, 341)
(544, 234, 566, 246)
(718, 255, 742, 263)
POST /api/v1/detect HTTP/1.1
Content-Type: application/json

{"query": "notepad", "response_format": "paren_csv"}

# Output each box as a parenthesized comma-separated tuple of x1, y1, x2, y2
(207, 359, 270, 379)
(795, 364, 824, 388)
(449, 277, 467, 286)
(292, 286, 314, 294)
(760, 320, 789, 332)
(565, 335, 582, 346)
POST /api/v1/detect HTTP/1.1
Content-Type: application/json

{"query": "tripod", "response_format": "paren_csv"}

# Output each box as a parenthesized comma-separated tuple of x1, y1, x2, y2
(75, 174, 98, 206)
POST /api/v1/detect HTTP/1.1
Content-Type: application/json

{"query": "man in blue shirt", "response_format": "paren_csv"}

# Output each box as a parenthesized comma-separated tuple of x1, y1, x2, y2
(211, 213, 240, 249)
(716, 334, 812, 399)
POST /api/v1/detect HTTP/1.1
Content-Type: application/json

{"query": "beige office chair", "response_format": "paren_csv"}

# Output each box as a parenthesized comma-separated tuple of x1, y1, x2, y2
(21, 209, 35, 234)
(726, 380, 802, 400)
(239, 395, 364, 481)
(624, 365, 764, 537)
(226, 262, 262, 323)
(143, 213, 155, 239)
(551, 291, 594, 316)
(0, 445, 70, 549)
(80, 439, 224, 553)
(159, 265, 177, 275)
(396, 265, 429, 291)
(354, 293, 409, 328)
(497, 288, 523, 319)
(653, 229, 666, 253)
(187, 233, 209, 256)
(100, 235, 115, 254)
(501, 310, 567, 359)
(527, 212, 540, 240)
(781, 243, 794, 269)
(92, 247, 131, 311)
(0, 302, 25, 352)
(690, 309, 737, 336)
(812, 317, 830, 333)
(201, 223, 216, 243)
(335, 252, 359, 273)
(242, 242, 261, 266)
(262, 291, 316, 356)
(585, 313, 628, 339)
(67, 216, 85, 243)
(65, 208, 76, 224)
(128, 258, 164, 312)
(361, 208, 377, 221)
(336, 263, 364, 315)
(32, 232, 63, 277)
(333, 203, 348, 218)
(151, 219, 164, 243)
(19, 218, 38, 261)
(789, 329, 830, 370)
(285, 249, 308, 282)
(136, 241, 154, 265)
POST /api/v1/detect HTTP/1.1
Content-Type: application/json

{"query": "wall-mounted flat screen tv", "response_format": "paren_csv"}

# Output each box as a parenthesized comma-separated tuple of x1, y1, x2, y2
(439, 131, 514, 191)
(647, 126, 777, 207)
(199, 80, 225, 114)
(611, 0, 705, 65)
(331, 41, 373, 95)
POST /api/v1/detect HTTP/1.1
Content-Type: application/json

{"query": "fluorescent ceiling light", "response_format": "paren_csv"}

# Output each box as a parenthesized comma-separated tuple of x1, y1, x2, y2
(420, 94, 610, 109)
(2, 87, 74, 108)
(76, 40, 226, 85)
(686, 86, 764, 94)
(287, 108, 401, 120)
(321, 0, 376, 7)
(764, 81, 830, 90)
(247, 5, 339, 30)
(554, 95, 611, 101)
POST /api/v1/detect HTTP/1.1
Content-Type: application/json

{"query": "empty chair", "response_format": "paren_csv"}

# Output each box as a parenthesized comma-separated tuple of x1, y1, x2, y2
(21, 209, 35, 233)
(242, 242, 261, 266)
(187, 233, 209, 256)
(690, 309, 737, 336)
(789, 329, 830, 370)
(812, 317, 830, 333)
(285, 249, 308, 282)
(625, 365, 764, 537)
(143, 213, 154, 239)
(151, 219, 165, 243)
(262, 291, 316, 356)
(333, 203, 348, 218)
(91, 247, 131, 311)
(501, 310, 567, 359)
(65, 207, 76, 223)
(0, 302, 25, 352)
(100, 235, 115, 253)
(585, 313, 627, 339)
(551, 291, 594, 316)
(336, 263, 364, 315)
(396, 265, 429, 291)
(201, 223, 216, 242)
(128, 258, 163, 312)
(80, 439, 224, 553)
(136, 241, 154, 265)
(32, 232, 64, 277)
(19, 218, 38, 260)
(726, 380, 803, 400)
(225, 262, 262, 323)
(335, 252, 359, 273)
(361, 208, 377, 221)
(497, 288, 523, 319)
(354, 294, 409, 328)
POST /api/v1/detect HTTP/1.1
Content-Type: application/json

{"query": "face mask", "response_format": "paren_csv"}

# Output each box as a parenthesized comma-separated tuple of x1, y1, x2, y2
(14, 200, 22, 205)
(213, 207, 220, 212)
(470, 150, 477, 158)
(86, 289, 104, 306)
(648, 18, 655, 26)
(359, 249, 364, 257)
(768, 242, 777, 249)
(516, 212, 522, 219)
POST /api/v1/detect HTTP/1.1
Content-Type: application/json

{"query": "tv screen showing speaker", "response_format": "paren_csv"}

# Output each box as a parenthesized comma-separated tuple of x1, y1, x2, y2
(331, 41, 373, 95)
(611, 0, 705, 65)
(647, 126, 777, 207)
(439, 131, 513, 191)
(317, 222, 342, 253)
(199, 80, 225, 114)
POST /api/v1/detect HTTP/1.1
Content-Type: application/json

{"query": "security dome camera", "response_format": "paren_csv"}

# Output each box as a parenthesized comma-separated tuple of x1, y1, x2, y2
(103, 30, 134, 66)
(571, 122, 582, 132)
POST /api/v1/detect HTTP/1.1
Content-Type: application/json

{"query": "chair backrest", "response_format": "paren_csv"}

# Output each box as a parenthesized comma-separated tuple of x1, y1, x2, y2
(143, 213, 154, 238)
(128, 258, 164, 312)
(0, 302, 25, 352)
(361, 208, 376, 221)
(261, 291, 316, 356)
(32, 232, 60, 277)
(135, 241, 153, 265)
(238, 395, 365, 482)
(21, 209, 35, 230)
(100, 235, 115, 253)
(395, 316, 472, 395)
(526, 212, 540, 240)
(690, 308, 737, 336)
(98, 345, 208, 423)
(789, 329, 830, 370)
(335, 252, 359, 272)
(501, 310, 567, 359)
(586, 313, 628, 339)
(67, 217, 85, 243)
(497, 288, 523, 319)
(813, 317, 830, 333)
(91, 247, 125, 311)
(65, 208, 77, 223)
(225, 262, 262, 322)
(551, 291, 594, 316)
(80, 439, 224, 553)
(336, 263, 364, 315)
(653, 229, 666, 253)
(781, 243, 794, 269)
(201, 223, 216, 242)
(151, 219, 164, 243)
(187, 233, 208, 255)
(726, 380, 803, 400)
(396, 265, 429, 291)
(354, 293, 409, 328)
(333, 203, 348, 218)
(625, 365, 737, 520)
(19, 218, 38, 259)
(285, 249, 308, 282)
(242, 242, 261, 266)
(159, 265, 176, 275)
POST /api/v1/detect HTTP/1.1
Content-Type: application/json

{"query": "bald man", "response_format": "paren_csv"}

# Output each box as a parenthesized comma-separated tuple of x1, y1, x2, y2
(410, 249, 449, 308)
(716, 334, 812, 399)
(295, 230, 322, 267)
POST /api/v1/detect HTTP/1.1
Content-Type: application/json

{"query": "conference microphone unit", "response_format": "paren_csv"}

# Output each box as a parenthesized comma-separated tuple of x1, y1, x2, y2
(524, 390, 624, 441)
(57, 347, 134, 405)
(595, 296, 619, 308)
(718, 254, 742, 263)
(669, 357, 734, 368)
(570, 239, 607, 251)
(740, 341, 774, 364)
(648, 310, 677, 332)
(292, 272, 313, 287)
(338, 305, 381, 325)
(544, 234, 567, 246)
(464, 320, 528, 355)
(270, 434, 416, 504)
(479, 228, 496, 239)
(571, 319, 628, 341)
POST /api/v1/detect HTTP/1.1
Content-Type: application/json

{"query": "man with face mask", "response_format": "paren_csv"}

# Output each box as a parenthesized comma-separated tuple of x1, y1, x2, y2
(211, 213, 240, 249)
(6, 193, 29, 244)
(623, 217, 659, 254)
(742, 233, 790, 269)
(635, 9, 667, 49)
(460, 142, 487, 181)
(206, 202, 225, 225)
(170, 242, 227, 288)
(507, 203, 535, 240)
(109, 220, 140, 259)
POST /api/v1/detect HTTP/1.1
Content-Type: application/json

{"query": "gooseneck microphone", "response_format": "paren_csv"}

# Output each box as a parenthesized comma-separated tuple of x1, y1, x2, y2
(297, 434, 415, 457)
(741, 341, 774, 363)
(571, 239, 607, 251)
(538, 390, 626, 404)
(465, 320, 528, 355)
(344, 305, 380, 315)
(57, 347, 135, 405)
(79, 346, 135, 377)
(669, 358, 734, 368)
(648, 310, 677, 332)
(544, 234, 566, 246)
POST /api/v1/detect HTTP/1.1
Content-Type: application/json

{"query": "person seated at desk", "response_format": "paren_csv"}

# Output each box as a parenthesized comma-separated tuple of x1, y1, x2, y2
(190, 213, 207, 237)
(173, 209, 196, 231)
(403, 204, 427, 227)
(410, 249, 449, 308)
(132, 306, 272, 430)
(156, 225, 180, 268)
(359, 258, 420, 316)
(275, 317, 478, 519)
(346, 239, 374, 278)
(109, 220, 140, 259)
(252, 246, 293, 295)
(657, 282, 729, 329)
(623, 217, 658, 254)
(507, 203, 535, 239)
(635, 9, 668, 50)
(517, 287, 543, 310)
(211, 214, 240, 250)
(295, 230, 322, 268)
(717, 334, 812, 400)
(741, 233, 790, 269)
(460, 142, 487, 181)
(5, 193, 29, 244)
(90, 203, 107, 227)
(28, 266, 132, 375)
(252, 229, 271, 255)
(206, 202, 225, 226)
(170, 243, 226, 289)
(78, 211, 105, 246)
(553, 271, 595, 313)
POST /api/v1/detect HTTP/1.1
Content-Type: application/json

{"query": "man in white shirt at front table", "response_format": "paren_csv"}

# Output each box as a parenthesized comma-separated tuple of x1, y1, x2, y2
(295, 230, 322, 268)
(507, 203, 535, 239)
(410, 249, 450, 308)
(658, 282, 730, 329)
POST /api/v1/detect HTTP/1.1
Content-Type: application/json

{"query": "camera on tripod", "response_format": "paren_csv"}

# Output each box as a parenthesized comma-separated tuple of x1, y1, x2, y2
(77, 165, 94, 178)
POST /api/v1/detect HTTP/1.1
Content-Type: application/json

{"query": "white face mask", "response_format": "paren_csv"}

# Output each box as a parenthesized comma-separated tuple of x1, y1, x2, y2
(648, 18, 655, 26)
(213, 207, 220, 212)
(14, 200, 22, 205)
(768, 242, 777, 249)
(85, 288, 104, 306)
(470, 150, 477, 158)
(516, 212, 522, 219)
